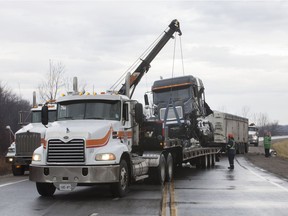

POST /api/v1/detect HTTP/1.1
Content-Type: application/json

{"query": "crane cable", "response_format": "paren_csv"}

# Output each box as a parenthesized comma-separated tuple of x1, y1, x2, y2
(171, 32, 185, 78)
(180, 36, 185, 76)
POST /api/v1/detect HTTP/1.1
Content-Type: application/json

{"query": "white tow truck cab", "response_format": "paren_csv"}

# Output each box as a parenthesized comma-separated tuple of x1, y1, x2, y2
(30, 92, 150, 197)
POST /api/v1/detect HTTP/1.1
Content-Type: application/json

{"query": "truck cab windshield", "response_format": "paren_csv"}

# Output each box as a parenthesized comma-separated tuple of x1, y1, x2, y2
(32, 111, 56, 123)
(57, 100, 121, 121)
(153, 86, 191, 105)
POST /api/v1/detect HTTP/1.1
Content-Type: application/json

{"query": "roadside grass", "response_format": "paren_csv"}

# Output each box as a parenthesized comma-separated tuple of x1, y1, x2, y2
(273, 140, 288, 159)
(0, 156, 11, 176)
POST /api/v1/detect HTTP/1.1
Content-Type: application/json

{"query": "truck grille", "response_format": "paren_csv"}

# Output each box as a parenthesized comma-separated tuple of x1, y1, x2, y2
(47, 139, 85, 163)
(16, 132, 41, 156)
(160, 106, 183, 121)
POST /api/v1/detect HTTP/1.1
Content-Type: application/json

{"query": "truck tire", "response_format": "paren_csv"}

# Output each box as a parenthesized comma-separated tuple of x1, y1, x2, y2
(149, 153, 166, 185)
(36, 182, 56, 197)
(111, 159, 129, 197)
(245, 143, 249, 153)
(206, 155, 211, 168)
(211, 154, 215, 167)
(201, 155, 206, 169)
(165, 153, 174, 182)
(12, 165, 25, 176)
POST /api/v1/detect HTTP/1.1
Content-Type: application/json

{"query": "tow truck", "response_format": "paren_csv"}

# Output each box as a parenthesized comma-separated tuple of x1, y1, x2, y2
(30, 19, 220, 197)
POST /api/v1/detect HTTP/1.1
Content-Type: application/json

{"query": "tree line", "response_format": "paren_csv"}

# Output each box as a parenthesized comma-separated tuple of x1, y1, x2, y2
(241, 106, 287, 137)
(0, 83, 31, 155)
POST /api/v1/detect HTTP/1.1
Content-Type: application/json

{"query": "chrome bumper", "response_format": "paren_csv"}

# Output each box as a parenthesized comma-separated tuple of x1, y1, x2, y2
(29, 164, 120, 184)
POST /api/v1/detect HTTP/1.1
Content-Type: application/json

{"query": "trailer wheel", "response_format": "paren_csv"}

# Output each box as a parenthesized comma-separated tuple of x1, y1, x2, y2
(12, 165, 25, 176)
(207, 155, 211, 168)
(211, 154, 215, 167)
(195, 158, 201, 169)
(201, 155, 207, 169)
(245, 143, 249, 153)
(111, 159, 129, 197)
(36, 182, 56, 197)
(165, 153, 174, 182)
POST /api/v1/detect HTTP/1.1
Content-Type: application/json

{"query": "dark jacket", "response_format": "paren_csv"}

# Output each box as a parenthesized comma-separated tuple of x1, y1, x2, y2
(227, 138, 236, 154)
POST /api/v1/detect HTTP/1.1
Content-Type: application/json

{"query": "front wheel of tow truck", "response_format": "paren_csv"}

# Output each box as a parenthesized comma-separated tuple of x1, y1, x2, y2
(36, 182, 56, 197)
(111, 159, 129, 197)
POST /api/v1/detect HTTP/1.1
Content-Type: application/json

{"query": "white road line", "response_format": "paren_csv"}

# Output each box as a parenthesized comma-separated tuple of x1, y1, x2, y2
(0, 179, 28, 188)
(247, 167, 288, 192)
(238, 158, 288, 193)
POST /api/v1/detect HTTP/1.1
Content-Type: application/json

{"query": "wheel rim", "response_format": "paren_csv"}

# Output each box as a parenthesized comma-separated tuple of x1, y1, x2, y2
(120, 166, 128, 190)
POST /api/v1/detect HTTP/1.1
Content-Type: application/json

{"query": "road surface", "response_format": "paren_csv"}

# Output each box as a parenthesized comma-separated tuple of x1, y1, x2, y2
(163, 155, 288, 216)
(1, 155, 288, 216)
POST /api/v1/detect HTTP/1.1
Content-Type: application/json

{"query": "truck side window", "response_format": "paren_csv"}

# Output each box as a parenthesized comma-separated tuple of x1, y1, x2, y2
(123, 103, 129, 121)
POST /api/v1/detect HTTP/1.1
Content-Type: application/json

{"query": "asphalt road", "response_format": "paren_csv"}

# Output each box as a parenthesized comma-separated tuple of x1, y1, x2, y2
(168, 155, 288, 216)
(0, 174, 163, 216)
(1, 155, 288, 216)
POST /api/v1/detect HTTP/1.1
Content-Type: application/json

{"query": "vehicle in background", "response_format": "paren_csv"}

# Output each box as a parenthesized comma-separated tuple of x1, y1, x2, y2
(248, 123, 259, 146)
(206, 111, 249, 154)
(5, 92, 57, 176)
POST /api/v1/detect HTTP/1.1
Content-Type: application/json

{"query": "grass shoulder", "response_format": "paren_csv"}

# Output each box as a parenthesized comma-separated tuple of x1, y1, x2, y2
(273, 140, 288, 159)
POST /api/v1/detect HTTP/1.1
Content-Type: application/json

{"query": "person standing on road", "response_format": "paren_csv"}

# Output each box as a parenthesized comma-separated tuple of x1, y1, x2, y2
(264, 131, 272, 157)
(227, 134, 236, 169)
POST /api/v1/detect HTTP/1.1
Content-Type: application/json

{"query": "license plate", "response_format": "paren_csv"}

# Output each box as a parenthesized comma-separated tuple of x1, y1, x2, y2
(59, 183, 72, 191)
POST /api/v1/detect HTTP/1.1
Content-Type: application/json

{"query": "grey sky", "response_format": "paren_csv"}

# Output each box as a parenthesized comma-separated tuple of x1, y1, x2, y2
(1, 0, 288, 124)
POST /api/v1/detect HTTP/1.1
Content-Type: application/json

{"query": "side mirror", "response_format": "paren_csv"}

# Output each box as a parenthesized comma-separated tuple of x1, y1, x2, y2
(144, 94, 149, 106)
(122, 103, 129, 122)
(135, 103, 143, 125)
(41, 105, 49, 126)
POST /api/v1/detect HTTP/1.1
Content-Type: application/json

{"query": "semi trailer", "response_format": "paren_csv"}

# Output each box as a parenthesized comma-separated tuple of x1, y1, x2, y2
(206, 111, 249, 154)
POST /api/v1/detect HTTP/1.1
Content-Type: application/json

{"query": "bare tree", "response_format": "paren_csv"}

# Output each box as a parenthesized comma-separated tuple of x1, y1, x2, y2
(38, 60, 65, 102)
(0, 82, 30, 155)
(257, 112, 269, 127)
(241, 106, 250, 118)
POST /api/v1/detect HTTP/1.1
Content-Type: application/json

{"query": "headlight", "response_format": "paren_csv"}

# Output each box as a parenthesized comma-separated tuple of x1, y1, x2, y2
(32, 153, 41, 161)
(95, 153, 116, 161)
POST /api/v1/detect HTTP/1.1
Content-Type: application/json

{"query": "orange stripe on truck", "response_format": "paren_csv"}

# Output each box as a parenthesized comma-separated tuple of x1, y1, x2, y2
(86, 127, 112, 148)
(117, 131, 132, 139)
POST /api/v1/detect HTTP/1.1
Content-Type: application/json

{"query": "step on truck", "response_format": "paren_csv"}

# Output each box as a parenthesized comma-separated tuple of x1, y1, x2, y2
(5, 92, 57, 176)
(29, 19, 221, 197)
